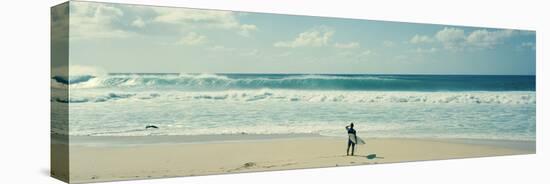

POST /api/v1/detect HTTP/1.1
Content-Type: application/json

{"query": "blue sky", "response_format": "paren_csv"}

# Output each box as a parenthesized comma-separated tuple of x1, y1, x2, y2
(64, 1, 536, 75)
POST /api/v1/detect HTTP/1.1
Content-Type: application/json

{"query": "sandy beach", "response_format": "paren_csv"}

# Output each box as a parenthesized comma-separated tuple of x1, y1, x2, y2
(54, 135, 534, 183)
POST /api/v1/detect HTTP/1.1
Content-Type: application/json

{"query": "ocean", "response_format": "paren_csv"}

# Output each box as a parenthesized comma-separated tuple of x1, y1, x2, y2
(51, 73, 536, 141)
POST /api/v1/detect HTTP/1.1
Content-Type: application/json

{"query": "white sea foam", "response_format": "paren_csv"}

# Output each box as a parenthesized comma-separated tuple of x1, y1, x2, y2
(56, 73, 536, 141)
(67, 90, 536, 105)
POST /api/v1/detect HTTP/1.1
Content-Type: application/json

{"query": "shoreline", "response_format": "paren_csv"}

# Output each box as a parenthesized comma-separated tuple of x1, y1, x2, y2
(66, 133, 325, 146)
(60, 133, 536, 151)
(56, 136, 535, 183)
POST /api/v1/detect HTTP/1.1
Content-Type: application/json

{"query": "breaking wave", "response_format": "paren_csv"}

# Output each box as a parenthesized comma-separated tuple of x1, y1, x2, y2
(52, 73, 535, 91)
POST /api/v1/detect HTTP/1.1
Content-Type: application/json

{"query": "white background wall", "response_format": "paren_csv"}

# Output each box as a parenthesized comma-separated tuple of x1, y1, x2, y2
(0, 0, 547, 183)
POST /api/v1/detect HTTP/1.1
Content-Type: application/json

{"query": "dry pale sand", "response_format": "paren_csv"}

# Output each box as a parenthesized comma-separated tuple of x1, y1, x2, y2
(61, 137, 534, 183)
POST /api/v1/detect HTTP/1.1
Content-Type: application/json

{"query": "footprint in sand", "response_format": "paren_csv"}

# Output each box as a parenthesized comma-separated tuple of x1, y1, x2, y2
(263, 162, 296, 168)
(228, 162, 258, 172)
(243, 162, 256, 168)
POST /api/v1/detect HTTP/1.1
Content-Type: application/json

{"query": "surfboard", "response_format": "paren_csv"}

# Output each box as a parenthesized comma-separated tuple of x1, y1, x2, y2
(348, 133, 366, 145)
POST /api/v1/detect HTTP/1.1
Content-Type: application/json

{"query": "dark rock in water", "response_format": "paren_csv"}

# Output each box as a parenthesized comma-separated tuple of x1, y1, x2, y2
(146, 125, 159, 129)
(55, 98, 69, 103)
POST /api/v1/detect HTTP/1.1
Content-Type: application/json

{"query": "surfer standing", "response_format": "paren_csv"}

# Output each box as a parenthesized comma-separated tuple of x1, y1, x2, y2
(346, 123, 357, 156)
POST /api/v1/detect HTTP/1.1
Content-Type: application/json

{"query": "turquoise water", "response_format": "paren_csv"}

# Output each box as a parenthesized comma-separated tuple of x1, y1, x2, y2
(51, 74, 536, 141)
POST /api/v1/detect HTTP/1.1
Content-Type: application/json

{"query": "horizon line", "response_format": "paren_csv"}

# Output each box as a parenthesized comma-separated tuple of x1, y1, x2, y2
(104, 72, 536, 76)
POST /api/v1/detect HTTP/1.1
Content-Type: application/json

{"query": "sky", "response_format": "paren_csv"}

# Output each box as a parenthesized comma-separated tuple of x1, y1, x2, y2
(59, 1, 536, 75)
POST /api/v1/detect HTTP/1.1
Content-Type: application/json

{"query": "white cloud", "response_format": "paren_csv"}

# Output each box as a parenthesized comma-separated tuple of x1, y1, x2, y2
(68, 3, 258, 41)
(435, 27, 465, 42)
(519, 42, 536, 51)
(414, 27, 518, 51)
(274, 27, 334, 48)
(466, 29, 515, 48)
(154, 8, 228, 24)
(334, 42, 360, 49)
(177, 32, 207, 45)
(131, 17, 146, 28)
(153, 8, 257, 37)
(410, 34, 434, 44)
(414, 47, 438, 54)
(435, 27, 466, 50)
(69, 2, 131, 40)
(238, 24, 258, 37)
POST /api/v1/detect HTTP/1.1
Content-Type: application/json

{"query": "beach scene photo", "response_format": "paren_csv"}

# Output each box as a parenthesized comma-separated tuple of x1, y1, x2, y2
(51, 1, 536, 183)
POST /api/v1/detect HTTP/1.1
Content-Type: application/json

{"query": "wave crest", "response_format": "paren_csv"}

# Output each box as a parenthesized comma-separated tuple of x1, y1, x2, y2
(54, 73, 535, 91)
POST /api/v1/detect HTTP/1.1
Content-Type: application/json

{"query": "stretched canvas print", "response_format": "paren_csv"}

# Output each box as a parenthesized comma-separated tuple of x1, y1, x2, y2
(51, 1, 536, 183)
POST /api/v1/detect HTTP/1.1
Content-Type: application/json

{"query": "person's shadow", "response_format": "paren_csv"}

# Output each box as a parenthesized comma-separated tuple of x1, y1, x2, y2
(350, 154, 384, 159)
(366, 154, 383, 159)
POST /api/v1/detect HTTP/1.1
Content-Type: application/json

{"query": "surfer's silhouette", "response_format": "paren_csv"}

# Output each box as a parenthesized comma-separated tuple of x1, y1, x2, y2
(346, 123, 357, 156)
